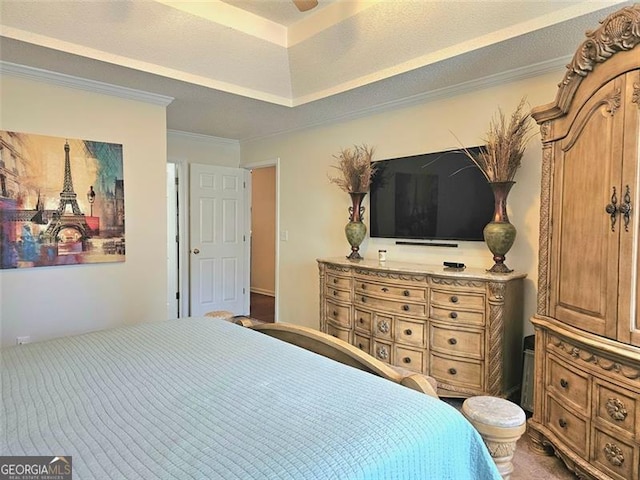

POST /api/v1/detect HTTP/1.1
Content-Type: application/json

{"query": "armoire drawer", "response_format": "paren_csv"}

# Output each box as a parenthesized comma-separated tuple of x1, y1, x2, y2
(547, 357, 589, 411)
(591, 427, 637, 480)
(546, 396, 588, 457)
(594, 379, 638, 437)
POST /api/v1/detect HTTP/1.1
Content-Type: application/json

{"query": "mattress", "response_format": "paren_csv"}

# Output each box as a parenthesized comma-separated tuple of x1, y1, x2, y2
(1, 317, 501, 479)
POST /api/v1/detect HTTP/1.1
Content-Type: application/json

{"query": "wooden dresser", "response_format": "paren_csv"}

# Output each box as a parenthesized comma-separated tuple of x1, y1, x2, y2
(527, 6, 640, 480)
(317, 257, 525, 398)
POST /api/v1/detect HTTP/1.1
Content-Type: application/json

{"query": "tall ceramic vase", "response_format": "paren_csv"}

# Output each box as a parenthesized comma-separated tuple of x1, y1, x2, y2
(345, 192, 367, 260)
(483, 181, 516, 273)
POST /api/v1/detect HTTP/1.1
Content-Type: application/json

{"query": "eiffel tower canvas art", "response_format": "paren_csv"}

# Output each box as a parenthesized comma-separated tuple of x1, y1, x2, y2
(0, 131, 125, 269)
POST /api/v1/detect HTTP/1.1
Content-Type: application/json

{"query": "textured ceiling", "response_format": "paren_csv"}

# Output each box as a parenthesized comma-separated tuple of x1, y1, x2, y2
(0, 0, 632, 142)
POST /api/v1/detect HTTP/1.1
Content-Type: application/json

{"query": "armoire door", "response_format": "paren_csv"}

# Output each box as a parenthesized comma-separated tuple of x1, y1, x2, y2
(619, 69, 640, 346)
(549, 74, 627, 338)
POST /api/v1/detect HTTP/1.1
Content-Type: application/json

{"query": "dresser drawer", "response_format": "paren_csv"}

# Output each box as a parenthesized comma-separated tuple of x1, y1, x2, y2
(430, 305, 485, 326)
(372, 340, 392, 364)
(591, 427, 637, 480)
(354, 309, 371, 332)
(594, 380, 638, 437)
(394, 346, 425, 373)
(546, 396, 588, 457)
(394, 318, 426, 348)
(430, 325, 483, 359)
(325, 285, 351, 301)
(372, 314, 393, 340)
(324, 300, 351, 328)
(354, 333, 371, 354)
(356, 294, 426, 317)
(429, 353, 483, 390)
(430, 290, 485, 311)
(325, 322, 351, 343)
(547, 357, 589, 411)
(326, 273, 352, 290)
(355, 280, 426, 301)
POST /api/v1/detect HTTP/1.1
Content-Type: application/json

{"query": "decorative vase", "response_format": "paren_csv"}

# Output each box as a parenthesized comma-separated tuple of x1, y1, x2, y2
(483, 181, 517, 273)
(345, 192, 367, 260)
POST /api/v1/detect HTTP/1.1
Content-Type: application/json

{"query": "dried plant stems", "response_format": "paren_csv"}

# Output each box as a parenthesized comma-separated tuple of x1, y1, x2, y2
(328, 144, 376, 193)
(461, 98, 535, 183)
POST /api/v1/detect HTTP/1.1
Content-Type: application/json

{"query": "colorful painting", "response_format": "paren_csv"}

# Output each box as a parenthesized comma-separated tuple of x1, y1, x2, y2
(0, 131, 124, 269)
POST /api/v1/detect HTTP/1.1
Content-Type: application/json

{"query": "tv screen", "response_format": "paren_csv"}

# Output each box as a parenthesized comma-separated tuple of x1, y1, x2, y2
(370, 147, 494, 241)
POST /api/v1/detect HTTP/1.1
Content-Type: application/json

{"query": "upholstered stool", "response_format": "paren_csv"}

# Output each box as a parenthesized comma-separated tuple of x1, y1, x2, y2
(204, 310, 234, 320)
(462, 396, 526, 480)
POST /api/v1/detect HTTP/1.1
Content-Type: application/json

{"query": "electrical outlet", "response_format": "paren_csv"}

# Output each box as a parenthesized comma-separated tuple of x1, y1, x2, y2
(16, 336, 31, 345)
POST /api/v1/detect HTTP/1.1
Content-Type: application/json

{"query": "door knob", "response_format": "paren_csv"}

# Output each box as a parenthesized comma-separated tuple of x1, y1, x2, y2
(193, 248, 200, 254)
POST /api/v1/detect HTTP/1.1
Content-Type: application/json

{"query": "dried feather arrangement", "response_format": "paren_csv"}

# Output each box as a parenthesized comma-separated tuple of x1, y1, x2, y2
(328, 144, 377, 193)
(459, 98, 535, 183)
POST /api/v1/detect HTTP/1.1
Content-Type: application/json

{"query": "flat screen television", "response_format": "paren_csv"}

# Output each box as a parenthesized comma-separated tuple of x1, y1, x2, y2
(369, 147, 494, 241)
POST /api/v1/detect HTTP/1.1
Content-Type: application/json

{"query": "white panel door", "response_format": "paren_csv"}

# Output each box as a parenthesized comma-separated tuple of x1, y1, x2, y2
(189, 164, 249, 316)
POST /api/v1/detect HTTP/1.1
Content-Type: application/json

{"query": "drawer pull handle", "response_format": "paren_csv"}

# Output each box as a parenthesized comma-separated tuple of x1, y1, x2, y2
(403, 290, 410, 296)
(361, 284, 366, 289)
(448, 368, 457, 375)
(403, 357, 411, 364)
(361, 296, 366, 303)
(448, 338, 457, 345)
(402, 305, 410, 311)
(381, 287, 389, 292)
(404, 329, 412, 336)
(450, 312, 458, 319)
(333, 278, 338, 284)
(333, 290, 338, 296)
(331, 334, 338, 338)
(359, 317, 364, 324)
(558, 419, 567, 428)
(450, 296, 459, 303)
(604, 443, 625, 467)
(358, 343, 364, 349)
(560, 379, 568, 389)
(606, 398, 628, 422)
(333, 310, 338, 317)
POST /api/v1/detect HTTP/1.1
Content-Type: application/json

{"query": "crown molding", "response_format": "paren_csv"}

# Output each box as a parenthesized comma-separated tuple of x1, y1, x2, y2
(168, 129, 240, 146)
(242, 54, 571, 144)
(0, 61, 174, 106)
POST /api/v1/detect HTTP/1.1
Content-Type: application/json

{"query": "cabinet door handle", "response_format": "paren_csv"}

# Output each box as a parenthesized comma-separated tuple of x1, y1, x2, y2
(560, 378, 568, 389)
(450, 296, 459, 303)
(402, 305, 410, 311)
(448, 338, 457, 345)
(606, 186, 619, 231)
(448, 368, 457, 375)
(449, 311, 458, 319)
(404, 329, 412, 336)
(558, 418, 567, 428)
(620, 185, 632, 232)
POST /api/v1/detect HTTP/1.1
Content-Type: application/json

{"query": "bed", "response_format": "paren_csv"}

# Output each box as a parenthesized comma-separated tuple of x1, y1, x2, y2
(1, 317, 501, 479)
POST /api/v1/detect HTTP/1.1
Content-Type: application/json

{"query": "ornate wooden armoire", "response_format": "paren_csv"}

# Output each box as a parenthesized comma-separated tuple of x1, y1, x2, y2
(527, 5, 640, 480)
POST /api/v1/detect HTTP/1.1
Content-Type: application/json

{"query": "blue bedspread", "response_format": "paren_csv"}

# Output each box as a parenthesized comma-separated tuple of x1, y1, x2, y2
(1, 318, 500, 479)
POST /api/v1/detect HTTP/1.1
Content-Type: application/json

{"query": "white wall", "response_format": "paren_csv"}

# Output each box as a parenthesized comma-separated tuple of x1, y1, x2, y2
(240, 69, 566, 337)
(0, 74, 168, 347)
(167, 130, 240, 167)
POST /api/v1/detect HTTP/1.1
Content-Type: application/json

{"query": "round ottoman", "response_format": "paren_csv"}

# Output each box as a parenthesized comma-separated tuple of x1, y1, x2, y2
(462, 396, 526, 480)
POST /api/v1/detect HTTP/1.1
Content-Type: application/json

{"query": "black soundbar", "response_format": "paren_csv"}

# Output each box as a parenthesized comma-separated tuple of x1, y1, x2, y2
(395, 241, 458, 248)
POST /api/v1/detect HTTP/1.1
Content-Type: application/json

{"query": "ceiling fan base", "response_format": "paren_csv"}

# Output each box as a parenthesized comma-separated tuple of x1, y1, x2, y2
(293, 0, 319, 12)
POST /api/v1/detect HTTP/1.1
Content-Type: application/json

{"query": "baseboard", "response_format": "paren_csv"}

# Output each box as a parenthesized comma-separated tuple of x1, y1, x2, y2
(250, 288, 275, 297)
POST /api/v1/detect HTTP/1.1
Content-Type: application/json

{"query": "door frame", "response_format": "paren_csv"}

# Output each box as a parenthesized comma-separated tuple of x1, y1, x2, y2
(244, 158, 280, 323)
